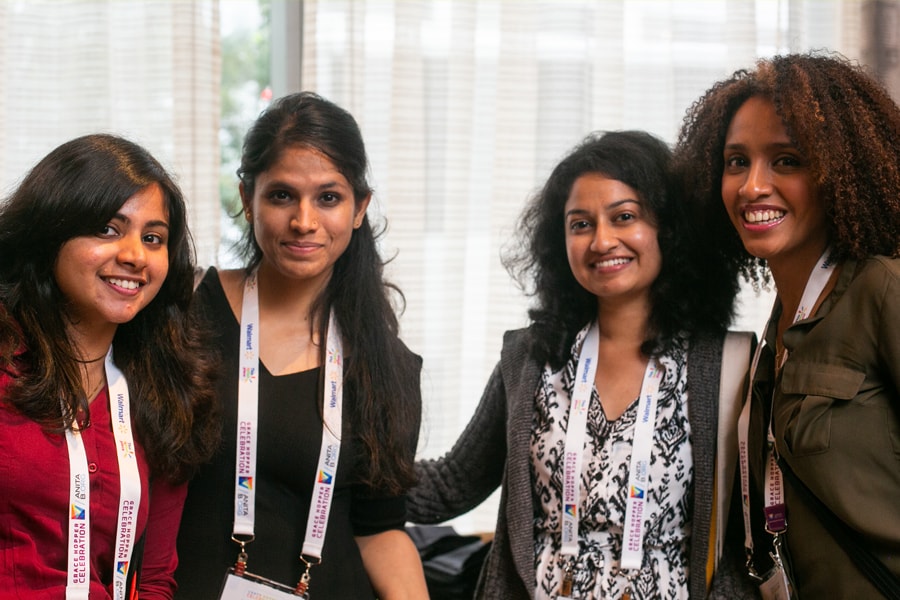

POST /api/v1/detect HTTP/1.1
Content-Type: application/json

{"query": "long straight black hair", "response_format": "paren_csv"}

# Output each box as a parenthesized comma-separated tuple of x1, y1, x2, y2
(237, 92, 420, 494)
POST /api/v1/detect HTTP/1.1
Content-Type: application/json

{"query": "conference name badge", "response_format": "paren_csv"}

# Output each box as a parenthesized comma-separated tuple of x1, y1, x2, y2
(219, 568, 305, 600)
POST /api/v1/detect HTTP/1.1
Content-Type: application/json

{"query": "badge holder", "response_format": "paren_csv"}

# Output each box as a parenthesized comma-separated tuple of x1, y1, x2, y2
(218, 535, 310, 600)
(748, 533, 796, 600)
(747, 488, 797, 600)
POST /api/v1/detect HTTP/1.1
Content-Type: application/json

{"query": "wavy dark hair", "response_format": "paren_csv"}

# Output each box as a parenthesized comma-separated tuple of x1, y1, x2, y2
(0, 134, 219, 483)
(505, 130, 738, 369)
(674, 51, 900, 287)
(236, 91, 420, 495)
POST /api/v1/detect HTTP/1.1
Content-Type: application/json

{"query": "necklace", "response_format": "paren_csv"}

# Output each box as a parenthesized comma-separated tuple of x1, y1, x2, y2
(84, 378, 106, 400)
(74, 353, 106, 364)
(74, 378, 106, 430)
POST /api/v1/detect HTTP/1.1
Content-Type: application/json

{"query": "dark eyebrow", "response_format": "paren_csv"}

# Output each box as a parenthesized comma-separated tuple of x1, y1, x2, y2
(565, 199, 640, 219)
(565, 208, 590, 219)
(724, 141, 796, 152)
(111, 213, 170, 231)
(262, 178, 346, 193)
(607, 199, 641, 209)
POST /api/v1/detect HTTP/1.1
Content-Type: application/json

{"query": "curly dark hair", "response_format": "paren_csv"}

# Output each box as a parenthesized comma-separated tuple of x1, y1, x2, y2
(674, 51, 900, 286)
(504, 130, 738, 370)
(236, 92, 420, 495)
(0, 133, 219, 483)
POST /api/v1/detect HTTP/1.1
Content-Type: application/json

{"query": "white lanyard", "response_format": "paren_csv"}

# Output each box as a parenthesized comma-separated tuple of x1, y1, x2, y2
(301, 315, 343, 561)
(234, 271, 261, 537)
(234, 270, 344, 567)
(737, 249, 835, 561)
(620, 359, 663, 570)
(561, 323, 600, 557)
(65, 349, 141, 600)
(561, 322, 663, 571)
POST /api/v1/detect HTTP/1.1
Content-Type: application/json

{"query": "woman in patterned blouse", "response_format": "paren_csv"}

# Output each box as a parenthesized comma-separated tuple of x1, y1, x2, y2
(409, 130, 753, 599)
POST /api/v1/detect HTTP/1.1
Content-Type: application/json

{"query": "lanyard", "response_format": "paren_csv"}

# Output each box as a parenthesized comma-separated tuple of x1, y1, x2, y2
(561, 323, 600, 557)
(561, 322, 663, 570)
(620, 358, 663, 570)
(737, 249, 835, 568)
(234, 271, 260, 538)
(65, 349, 141, 600)
(233, 270, 344, 584)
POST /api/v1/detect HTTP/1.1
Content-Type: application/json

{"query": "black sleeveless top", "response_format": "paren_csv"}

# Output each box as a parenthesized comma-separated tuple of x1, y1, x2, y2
(175, 268, 412, 599)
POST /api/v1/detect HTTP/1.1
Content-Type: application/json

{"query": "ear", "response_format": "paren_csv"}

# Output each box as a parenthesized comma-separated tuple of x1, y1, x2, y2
(239, 182, 252, 222)
(354, 193, 371, 229)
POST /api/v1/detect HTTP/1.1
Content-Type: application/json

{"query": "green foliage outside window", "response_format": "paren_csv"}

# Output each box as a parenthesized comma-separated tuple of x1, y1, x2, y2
(220, 0, 271, 225)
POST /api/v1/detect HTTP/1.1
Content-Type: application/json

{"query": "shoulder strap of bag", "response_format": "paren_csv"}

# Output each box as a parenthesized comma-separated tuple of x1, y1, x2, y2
(713, 331, 754, 567)
(777, 456, 900, 600)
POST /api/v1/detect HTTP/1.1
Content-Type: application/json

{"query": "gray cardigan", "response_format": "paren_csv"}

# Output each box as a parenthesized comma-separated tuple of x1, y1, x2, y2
(409, 327, 757, 599)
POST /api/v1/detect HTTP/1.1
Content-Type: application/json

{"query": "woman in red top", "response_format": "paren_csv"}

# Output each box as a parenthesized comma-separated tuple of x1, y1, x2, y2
(0, 134, 218, 599)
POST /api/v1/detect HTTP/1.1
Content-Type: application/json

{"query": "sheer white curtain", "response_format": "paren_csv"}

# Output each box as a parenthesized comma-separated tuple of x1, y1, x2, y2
(300, 0, 864, 533)
(0, 0, 222, 266)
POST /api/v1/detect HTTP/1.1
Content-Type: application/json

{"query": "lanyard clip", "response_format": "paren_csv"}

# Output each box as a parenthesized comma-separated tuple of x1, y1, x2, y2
(230, 533, 254, 575)
(745, 548, 764, 582)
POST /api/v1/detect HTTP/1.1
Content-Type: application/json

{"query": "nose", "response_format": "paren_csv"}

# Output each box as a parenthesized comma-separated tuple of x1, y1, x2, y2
(291, 200, 318, 232)
(590, 220, 618, 253)
(117, 233, 146, 268)
(739, 161, 773, 199)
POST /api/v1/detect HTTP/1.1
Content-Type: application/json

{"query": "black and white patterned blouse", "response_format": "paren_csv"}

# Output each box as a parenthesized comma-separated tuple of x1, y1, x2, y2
(531, 324, 692, 599)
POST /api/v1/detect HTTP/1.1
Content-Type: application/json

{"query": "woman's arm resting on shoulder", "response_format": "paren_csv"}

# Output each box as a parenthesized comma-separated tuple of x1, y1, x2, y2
(356, 529, 429, 599)
(408, 361, 508, 524)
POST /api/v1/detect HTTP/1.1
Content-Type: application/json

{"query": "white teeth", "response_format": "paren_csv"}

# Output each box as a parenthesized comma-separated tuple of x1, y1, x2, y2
(597, 257, 630, 268)
(108, 278, 140, 290)
(745, 209, 785, 223)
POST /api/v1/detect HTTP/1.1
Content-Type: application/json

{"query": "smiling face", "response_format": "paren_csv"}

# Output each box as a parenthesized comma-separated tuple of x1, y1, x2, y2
(721, 95, 829, 272)
(54, 183, 170, 343)
(242, 145, 369, 292)
(564, 173, 661, 309)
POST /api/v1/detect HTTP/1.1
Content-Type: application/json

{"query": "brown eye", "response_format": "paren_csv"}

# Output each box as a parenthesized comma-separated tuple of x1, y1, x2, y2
(320, 192, 342, 205)
(724, 155, 747, 168)
(568, 219, 590, 232)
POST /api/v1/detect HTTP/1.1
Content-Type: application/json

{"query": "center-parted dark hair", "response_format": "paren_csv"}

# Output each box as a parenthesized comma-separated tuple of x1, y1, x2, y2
(236, 92, 420, 494)
(674, 51, 900, 287)
(0, 133, 218, 483)
(505, 130, 738, 369)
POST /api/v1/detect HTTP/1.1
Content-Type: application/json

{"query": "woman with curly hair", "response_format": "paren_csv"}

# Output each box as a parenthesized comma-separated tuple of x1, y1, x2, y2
(675, 52, 900, 598)
(175, 92, 427, 599)
(409, 130, 753, 599)
(0, 133, 218, 598)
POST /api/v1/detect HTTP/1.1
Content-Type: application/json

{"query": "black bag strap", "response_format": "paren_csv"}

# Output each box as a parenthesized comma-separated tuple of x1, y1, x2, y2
(777, 457, 900, 600)
(125, 532, 146, 600)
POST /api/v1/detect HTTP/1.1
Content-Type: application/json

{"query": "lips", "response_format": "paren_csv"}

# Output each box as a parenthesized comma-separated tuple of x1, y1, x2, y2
(743, 208, 786, 225)
(105, 277, 142, 291)
(595, 257, 632, 268)
(283, 240, 324, 254)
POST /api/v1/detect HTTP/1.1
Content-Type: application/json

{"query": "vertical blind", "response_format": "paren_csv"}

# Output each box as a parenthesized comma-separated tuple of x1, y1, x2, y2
(300, 0, 863, 533)
(0, 0, 221, 267)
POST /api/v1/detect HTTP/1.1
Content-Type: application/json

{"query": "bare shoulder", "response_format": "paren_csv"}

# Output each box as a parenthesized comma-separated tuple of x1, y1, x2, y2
(217, 268, 246, 290)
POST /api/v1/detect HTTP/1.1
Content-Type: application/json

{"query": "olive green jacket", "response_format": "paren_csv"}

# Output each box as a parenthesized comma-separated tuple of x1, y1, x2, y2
(749, 256, 900, 598)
